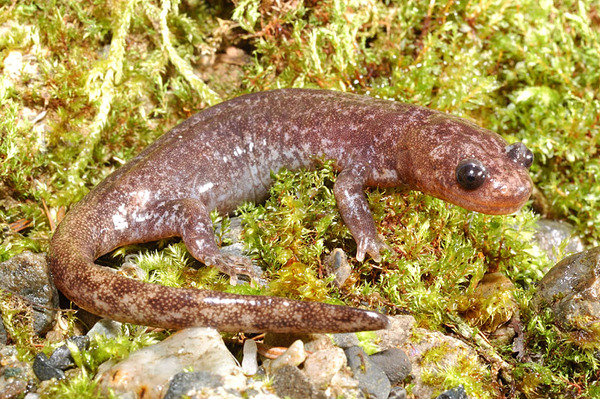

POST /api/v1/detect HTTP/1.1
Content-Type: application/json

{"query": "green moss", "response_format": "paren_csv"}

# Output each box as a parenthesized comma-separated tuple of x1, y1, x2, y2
(0, 289, 37, 361)
(40, 326, 162, 398)
(512, 302, 600, 397)
(42, 372, 109, 399)
(239, 161, 352, 302)
(355, 330, 381, 355)
(417, 339, 494, 398)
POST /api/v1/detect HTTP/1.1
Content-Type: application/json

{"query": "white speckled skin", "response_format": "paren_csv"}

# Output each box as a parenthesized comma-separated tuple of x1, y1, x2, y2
(48, 89, 532, 332)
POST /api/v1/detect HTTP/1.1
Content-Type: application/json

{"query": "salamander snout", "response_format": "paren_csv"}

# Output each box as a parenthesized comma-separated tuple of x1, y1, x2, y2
(411, 133, 534, 215)
(455, 142, 533, 192)
(450, 140, 533, 215)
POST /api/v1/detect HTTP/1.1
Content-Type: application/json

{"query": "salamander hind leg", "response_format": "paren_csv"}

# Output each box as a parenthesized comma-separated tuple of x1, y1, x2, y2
(164, 198, 257, 284)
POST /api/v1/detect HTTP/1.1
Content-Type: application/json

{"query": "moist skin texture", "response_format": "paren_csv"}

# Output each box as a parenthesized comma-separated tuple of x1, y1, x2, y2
(48, 89, 533, 333)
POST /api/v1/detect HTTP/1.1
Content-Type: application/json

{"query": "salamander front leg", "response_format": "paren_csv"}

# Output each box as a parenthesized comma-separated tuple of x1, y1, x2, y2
(333, 165, 388, 262)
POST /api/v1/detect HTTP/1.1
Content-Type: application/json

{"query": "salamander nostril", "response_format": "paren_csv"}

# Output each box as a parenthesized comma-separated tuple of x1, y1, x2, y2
(506, 142, 534, 169)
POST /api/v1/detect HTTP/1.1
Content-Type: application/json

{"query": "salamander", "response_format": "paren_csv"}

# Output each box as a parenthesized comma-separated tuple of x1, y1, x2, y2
(48, 89, 533, 333)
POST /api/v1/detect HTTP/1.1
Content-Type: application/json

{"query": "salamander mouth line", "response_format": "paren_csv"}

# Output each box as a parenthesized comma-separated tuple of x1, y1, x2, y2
(426, 180, 528, 215)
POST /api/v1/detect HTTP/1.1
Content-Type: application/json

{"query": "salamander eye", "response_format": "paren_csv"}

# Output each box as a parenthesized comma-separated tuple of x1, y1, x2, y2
(456, 158, 487, 190)
(506, 142, 534, 169)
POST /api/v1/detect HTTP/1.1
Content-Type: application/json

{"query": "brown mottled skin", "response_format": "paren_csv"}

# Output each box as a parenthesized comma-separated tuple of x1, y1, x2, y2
(48, 89, 533, 333)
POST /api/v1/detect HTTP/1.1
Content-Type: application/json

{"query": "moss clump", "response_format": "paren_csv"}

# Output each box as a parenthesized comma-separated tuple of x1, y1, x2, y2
(39, 326, 163, 398)
(372, 190, 543, 330)
(0, 289, 38, 360)
(511, 301, 600, 397)
(419, 341, 494, 399)
(239, 161, 350, 303)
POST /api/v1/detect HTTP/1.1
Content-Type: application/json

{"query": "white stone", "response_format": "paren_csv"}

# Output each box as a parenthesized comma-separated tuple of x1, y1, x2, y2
(241, 339, 258, 375)
(96, 327, 245, 399)
(303, 347, 346, 387)
(264, 339, 306, 374)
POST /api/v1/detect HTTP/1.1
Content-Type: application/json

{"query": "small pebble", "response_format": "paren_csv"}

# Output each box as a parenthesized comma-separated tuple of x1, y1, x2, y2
(369, 348, 411, 384)
(397, 328, 483, 398)
(1, 380, 28, 399)
(534, 219, 584, 262)
(265, 340, 306, 373)
(436, 384, 468, 399)
(344, 346, 391, 399)
(0, 251, 59, 337)
(533, 247, 600, 347)
(96, 327, 245, 397)
(32, 353, 65, 381)
(303, 347, 346, 387)
(49, 335, 90, 370)
(329, 371, 360, 392)
(389, 386, 408, 399)
(0, 346, 36, 397)
(163, 371, 223, 399)
(87, 319, 122, 340)
(460, 272, 517, 332)
(332, 332, 359, 348)
(242, 339, 258, 375)
(375, 315, 416, 350)
(0, 315, 7, 344)
(324, 248, 352, 287)
(272, 365, 321, 399)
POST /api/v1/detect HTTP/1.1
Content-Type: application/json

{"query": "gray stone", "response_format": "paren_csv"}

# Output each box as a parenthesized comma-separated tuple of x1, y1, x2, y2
(241, 338, 258, 375)
(376, 315, 416, 350)
(86, 319, 122, 340)
(303, 347, 347, 387)
(32, 353, 65, 381)
(397, 329, 485, 398)
(534, 219, 584, 262)
(263, 340, 306, 374)
(0, 319, 7, 345)
(0, 346, 36, 398)
(0, 251, 59, 336)
(272, 365, 324, 399)
(324, 248, 352, 287)
(48, 336, 90, 370)
(302, 333, 337, 353)
(328, 371, 363, 398)
(96, 327, 245, 398)
(533, 247, 600, 347)
(369, 348, 411, 384)
(332, 332, 359, 348)
(389, 386, 407, 399)
(436, 385, 468, 399)
(0, 378, 29, 399)
(344, 346, 391, 399)
(163, 371, 224, 399)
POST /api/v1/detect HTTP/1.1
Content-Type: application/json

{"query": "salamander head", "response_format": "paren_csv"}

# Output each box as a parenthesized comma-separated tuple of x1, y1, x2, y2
(402, 113, 533, 215)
